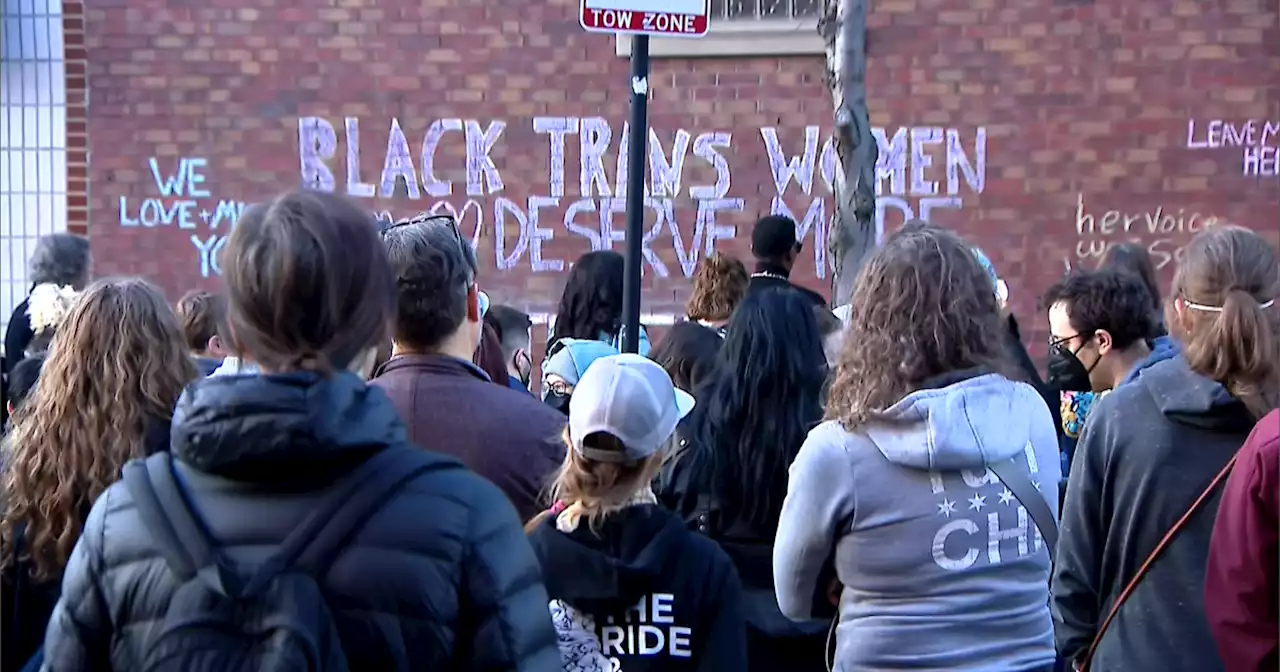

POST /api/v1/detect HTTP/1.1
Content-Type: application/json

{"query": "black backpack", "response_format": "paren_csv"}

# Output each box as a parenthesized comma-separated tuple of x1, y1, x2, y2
(122, 447, 452, 672)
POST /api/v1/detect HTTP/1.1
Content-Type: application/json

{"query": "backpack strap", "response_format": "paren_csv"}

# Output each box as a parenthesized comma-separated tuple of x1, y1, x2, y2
(987, 459, 1059, 563)
(122, 453, 216, 582)
(1075, 453, 1238, 671)
(240, 446, 449, 596)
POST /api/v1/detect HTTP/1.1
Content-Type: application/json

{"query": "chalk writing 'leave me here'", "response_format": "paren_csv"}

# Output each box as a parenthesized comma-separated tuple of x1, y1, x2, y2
(1185, 119, 1280, 177)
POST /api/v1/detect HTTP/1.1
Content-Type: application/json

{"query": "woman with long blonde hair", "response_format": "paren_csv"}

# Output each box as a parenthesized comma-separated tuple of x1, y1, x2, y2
(1, 277, 197, 671)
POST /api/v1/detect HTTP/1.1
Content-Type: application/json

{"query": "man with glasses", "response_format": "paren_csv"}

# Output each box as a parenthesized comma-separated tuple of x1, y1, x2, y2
(1042, 269, 1162, 477)
(371, 213, 567, 521)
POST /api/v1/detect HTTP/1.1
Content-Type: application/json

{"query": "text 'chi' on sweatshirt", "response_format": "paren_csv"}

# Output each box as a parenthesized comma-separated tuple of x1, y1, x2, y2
(774, 371, 1061, 672)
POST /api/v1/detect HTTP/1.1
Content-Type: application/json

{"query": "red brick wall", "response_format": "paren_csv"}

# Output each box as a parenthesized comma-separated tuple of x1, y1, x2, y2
(82, 0, 1279, 352)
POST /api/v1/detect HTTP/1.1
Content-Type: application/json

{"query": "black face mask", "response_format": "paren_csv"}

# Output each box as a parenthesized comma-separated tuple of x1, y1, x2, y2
(1046, 340, 1097, 393)
(544, 391, 571, 416)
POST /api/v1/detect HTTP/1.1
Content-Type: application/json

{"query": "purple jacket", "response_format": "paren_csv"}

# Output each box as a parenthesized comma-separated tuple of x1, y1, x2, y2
(370, 354, 566, 521)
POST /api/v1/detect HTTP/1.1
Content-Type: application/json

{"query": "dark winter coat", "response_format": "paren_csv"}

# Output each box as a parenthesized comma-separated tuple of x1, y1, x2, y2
(40, 371, 561, 671)
(1051, 356, 1255, 672)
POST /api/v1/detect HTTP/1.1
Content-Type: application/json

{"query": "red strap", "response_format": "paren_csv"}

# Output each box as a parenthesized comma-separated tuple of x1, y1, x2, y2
(1077, 454, 1238, 671)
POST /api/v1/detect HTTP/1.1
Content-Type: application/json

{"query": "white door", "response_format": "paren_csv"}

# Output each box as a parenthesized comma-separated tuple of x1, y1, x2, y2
(0, 0, 69, 344)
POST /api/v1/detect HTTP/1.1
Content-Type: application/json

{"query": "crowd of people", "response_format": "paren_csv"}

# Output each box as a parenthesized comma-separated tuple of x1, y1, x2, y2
(0, 190, 1275, 672)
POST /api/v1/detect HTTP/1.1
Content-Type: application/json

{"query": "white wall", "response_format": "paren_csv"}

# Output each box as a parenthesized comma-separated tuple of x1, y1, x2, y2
(0, 0, 68, 346)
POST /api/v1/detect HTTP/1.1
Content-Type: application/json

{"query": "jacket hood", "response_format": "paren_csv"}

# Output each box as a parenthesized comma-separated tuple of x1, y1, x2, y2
(863, 371, 1049, 471)
(1121, 335, 1181, 385)
(171, 371, 406, 481)
(1138, 355, 1256, 431)
(528, 505, 684, 613)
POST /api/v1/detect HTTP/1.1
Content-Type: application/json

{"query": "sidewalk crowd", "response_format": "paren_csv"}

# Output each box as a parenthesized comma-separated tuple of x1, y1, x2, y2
(0, 190, 1275, 672)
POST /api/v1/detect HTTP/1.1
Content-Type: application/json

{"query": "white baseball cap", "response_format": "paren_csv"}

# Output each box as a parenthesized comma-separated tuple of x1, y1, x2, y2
(568, 354, 696, 463)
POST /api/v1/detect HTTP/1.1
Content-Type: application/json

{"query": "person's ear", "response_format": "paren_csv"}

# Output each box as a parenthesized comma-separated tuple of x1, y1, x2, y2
(1095, 329, 1113, 357)
(206, 334, 226, 356)
(5, 401, 13, 416)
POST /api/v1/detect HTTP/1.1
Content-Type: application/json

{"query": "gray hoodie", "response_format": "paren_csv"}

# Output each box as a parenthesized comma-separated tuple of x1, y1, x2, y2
(774, 373, 1060, 672)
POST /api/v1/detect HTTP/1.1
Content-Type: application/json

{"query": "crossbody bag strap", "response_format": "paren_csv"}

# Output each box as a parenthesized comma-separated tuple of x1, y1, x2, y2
(1076, 453, 1238, 672)
(988, 459, 1058, 563)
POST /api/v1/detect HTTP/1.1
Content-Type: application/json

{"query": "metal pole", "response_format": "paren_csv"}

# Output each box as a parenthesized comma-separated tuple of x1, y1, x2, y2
(620, 35, 650, 354)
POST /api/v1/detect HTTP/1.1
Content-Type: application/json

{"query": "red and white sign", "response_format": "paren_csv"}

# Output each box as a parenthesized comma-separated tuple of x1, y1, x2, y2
(580, 0, 710, 37)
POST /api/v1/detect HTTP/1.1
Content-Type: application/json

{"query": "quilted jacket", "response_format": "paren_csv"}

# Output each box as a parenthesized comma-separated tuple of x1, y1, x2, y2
(40, 371, 561, 671)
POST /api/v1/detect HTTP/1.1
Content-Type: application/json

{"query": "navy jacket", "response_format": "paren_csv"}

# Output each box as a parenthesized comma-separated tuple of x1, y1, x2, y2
(41, 371, 561, 671)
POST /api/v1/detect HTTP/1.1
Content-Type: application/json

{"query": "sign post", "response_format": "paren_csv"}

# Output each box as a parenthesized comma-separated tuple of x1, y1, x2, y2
(580, 0, 709, 354)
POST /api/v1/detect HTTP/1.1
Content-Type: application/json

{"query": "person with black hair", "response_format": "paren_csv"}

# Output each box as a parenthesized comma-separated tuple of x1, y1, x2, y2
(1043, 270, 1178, 466)
(649, 321, 723, 393)
(550, 250, 651, 355)
(658, 288, 830, 670)
(4, 354, 44, 423)
(485, 304, 535, 391)
(1044, 269, 1159, 395)
(746, 215, 826, 307)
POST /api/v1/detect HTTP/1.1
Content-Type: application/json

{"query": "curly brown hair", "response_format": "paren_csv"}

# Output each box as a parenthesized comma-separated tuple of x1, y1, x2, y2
(1168, 226, 1280, 418)
(1, 278, 199, 581)
(686, 252, 749, 323)
(826, 227, 1016, 430)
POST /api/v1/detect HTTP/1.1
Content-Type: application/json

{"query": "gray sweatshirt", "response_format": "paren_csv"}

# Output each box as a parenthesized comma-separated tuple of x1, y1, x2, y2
(774, 373, 1060, 671)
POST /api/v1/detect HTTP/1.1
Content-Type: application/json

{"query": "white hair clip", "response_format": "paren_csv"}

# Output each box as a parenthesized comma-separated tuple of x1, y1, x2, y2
(1183, 298, 1275, 313)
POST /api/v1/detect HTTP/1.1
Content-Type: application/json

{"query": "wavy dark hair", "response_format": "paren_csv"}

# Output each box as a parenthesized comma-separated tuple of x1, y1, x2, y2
(827, 226, 1017, 429)
(650, 322, 723, 391)
(678, 288, 827, 535)
(550, 250, 625, 349)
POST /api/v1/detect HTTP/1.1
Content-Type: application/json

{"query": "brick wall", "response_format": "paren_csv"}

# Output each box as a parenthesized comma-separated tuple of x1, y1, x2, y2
(81, 0, 1279, 352)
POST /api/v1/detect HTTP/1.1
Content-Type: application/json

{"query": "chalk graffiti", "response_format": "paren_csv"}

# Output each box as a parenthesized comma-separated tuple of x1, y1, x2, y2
(298, 116, 988, 279)
(1185, 119, 1280, 178)
(1070, 193, 1225, 271)
(117, 157, 250, 278)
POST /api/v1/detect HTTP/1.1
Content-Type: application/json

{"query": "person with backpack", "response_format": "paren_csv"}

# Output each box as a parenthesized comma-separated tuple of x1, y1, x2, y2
(526, 353, 748, 671)
(40, 191, 561, 671)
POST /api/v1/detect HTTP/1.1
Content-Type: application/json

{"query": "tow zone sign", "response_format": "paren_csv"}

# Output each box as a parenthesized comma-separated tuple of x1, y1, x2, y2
(580, 0, 710, 37)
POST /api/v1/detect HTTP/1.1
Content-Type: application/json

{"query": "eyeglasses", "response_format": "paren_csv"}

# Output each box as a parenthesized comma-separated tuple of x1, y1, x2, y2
(381, 213, 462, 248)
(384, 212, 485, 312)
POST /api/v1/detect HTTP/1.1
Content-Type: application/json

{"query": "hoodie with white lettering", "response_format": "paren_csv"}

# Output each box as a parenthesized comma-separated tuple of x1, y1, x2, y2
(528, 503, 747, 671)
(774, 370, 1061, 672)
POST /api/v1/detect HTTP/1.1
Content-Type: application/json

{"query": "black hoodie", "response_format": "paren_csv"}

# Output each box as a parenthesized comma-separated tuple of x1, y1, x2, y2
(528, 504, 747, 671)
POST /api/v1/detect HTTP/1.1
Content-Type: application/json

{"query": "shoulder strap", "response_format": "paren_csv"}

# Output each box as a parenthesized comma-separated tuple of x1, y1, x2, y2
(239, 447, 450, 596)
(1076, 454, 1238, 672)
(987, 460, 1058, 562)
(122, 452, 217, 582)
